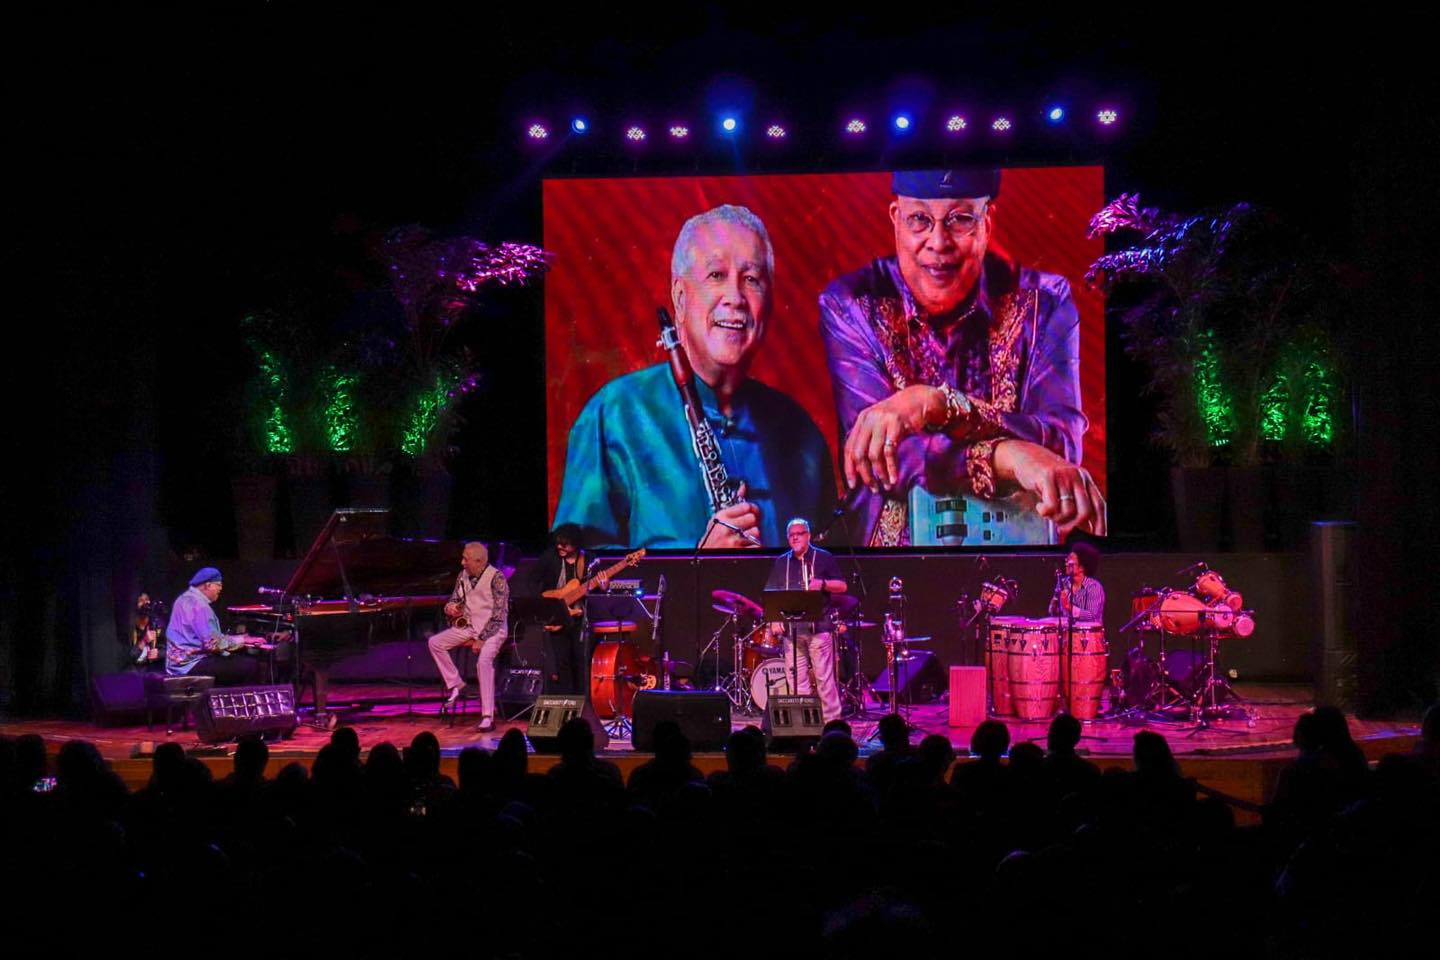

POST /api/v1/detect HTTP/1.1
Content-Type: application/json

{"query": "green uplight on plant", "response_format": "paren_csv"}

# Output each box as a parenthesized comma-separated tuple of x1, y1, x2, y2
(321, 367, 359, 453)
(1195, 331, 1234, 447)
(401, 373, 460, 457)
(257, 349, 294, 454)
(1302, 360, 1334, 445)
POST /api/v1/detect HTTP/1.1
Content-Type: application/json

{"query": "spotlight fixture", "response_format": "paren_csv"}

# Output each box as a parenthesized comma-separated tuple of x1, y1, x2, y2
(765, 124, 787, 139)
(945, 115, 967, 133)
(570, 117, 588, 134)
(526, 123, 549, 140)
(991, 116, 1012, 132)
(1046, 106, 1065, 123)
(1097, 108, 1119, 126)
(625, 125, 646, 142)
(669, 124, 690, 139)
(845, 118, 867, 135)
(893, 113, 912, 132)
(721, 116, 738, 133)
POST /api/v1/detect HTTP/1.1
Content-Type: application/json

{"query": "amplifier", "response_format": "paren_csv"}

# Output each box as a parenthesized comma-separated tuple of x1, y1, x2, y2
(497, 667, 544, 716)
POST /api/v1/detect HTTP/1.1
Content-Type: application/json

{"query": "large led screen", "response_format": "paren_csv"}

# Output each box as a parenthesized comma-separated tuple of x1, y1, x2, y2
(544, 167, 1105, 550)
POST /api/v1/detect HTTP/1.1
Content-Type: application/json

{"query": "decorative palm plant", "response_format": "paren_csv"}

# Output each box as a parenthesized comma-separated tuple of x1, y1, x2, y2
(1086, 194, 1339, 468)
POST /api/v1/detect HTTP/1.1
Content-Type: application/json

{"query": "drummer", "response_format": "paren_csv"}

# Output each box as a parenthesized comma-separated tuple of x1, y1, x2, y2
(765, 517, 847, 721)
(1049, 542, 1105, 623)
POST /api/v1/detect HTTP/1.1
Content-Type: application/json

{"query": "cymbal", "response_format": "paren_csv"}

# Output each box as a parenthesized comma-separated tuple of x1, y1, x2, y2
(844, 619, 879, 629)
(711, 589, 764, 619)
(831, 594, 860, 615)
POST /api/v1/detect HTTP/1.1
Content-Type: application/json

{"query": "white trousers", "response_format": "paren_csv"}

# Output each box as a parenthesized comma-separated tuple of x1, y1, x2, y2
(428, 626, 506, 718)
(785, 630, 841, 722)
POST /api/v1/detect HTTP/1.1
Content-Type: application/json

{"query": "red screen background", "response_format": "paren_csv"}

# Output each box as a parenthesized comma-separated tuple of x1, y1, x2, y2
(543, 167, 1106, 523)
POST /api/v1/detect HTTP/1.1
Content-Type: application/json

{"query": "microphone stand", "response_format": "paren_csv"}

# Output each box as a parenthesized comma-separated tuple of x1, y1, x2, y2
(1063, 574, 1077, 717)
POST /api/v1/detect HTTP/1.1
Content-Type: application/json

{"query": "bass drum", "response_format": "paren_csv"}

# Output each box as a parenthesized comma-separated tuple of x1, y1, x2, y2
(748, 657, 792, 711)
(590, 640, 642, 719)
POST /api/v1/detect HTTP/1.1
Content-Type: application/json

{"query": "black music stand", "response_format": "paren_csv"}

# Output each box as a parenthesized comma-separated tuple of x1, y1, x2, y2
(762, 589, 827, 699)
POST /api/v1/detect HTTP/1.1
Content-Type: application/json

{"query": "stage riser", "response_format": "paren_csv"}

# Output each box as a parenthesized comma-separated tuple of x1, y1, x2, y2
(161, 552, 1314, 684)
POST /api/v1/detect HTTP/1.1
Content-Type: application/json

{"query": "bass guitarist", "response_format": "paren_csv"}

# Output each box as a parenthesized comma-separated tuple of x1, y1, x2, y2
(528, 524, 590, 693)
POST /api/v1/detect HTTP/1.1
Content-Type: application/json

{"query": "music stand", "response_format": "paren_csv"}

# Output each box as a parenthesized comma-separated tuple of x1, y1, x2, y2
(762, 589, 827, 700)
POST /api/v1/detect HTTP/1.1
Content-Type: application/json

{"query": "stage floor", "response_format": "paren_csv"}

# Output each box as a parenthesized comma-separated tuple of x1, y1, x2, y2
(2, 682, 1421, 823)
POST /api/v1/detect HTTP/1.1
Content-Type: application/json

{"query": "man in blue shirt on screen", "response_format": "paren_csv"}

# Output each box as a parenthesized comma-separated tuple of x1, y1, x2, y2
(554, 204, 835, 549)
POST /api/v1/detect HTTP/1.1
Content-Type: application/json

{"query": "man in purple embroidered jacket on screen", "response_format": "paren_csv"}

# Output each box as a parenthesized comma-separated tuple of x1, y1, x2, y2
(818, 168, 1106, 546)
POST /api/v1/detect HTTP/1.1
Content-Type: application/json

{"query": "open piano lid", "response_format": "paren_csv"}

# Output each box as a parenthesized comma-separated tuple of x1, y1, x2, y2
(283, 508, 461, 601)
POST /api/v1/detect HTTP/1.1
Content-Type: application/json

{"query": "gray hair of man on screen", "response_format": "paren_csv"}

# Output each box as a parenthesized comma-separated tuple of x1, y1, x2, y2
(670, 204, 776, 282)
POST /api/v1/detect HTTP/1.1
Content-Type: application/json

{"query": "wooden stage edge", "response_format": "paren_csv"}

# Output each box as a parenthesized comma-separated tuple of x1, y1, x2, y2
(2, 682, 1421, 825)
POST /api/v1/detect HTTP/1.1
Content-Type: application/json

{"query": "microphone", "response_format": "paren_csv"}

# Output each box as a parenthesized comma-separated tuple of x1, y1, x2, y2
(1175, 560, 1208, 576)
(256, 586, 285, 596)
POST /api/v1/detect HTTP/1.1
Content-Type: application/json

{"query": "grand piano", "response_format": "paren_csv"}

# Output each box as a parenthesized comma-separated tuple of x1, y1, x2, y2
(229, 508, 462, 717)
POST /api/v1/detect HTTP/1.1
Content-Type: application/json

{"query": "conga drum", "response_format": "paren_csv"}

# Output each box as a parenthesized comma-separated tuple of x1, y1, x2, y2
(988, 615, 1028, 716)
(1007, 619, 1061, 720)
(1059, 620, 1108, 719)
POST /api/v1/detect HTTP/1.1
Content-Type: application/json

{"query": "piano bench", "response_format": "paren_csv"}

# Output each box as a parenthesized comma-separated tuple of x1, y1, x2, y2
(143, 674, 215, 735)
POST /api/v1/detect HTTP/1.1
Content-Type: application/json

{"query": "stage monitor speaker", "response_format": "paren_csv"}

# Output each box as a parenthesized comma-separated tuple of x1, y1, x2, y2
(525, 695, 610, 753)
(632, 690, 731, 751)
(763, 694, 825, 751)
(90, 671, 148, 726)
(870, 650, 946, 704)
(196, 684, 298, 744)
(497, 667, 544, 715)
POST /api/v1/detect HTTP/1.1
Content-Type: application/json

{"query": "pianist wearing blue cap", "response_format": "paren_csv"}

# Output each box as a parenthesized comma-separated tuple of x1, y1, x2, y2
(165, 567, 269, 684)
(819, 168, 1106, 546)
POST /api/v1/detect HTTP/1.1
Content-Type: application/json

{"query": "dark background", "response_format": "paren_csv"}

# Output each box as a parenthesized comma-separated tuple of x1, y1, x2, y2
(4, 9, 1436, 714)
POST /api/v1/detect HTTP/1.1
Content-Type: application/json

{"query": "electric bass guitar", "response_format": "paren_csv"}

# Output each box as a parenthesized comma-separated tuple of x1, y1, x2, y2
(542, 549, 646, 630)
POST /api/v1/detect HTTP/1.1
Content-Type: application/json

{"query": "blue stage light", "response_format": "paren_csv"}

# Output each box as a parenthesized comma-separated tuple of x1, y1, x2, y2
(1047, 106, 1065, 123)
(893, 113, 912, 132)
(571, 117, 588, 134)
(721, 116, 738, 133)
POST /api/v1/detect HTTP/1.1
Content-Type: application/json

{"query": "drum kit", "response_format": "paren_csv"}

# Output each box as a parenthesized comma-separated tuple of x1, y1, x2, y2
(1116, 563, 1256, 725)
(705, 589, 878, 717)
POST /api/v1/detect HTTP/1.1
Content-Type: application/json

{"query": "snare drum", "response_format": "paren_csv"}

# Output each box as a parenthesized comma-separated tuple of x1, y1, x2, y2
(1194, 570, 1243, 611)
(748, 657, 792, 711)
